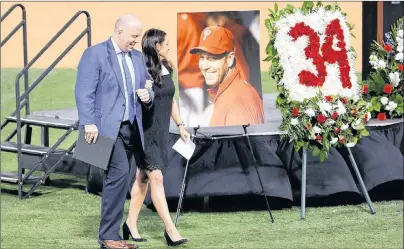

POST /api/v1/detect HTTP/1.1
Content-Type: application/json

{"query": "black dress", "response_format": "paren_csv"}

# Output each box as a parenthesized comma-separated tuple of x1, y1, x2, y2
(139, 74, 175, 171)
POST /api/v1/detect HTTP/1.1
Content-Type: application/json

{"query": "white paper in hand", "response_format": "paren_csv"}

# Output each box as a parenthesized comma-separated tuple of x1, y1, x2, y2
(172, 138, 196, 160)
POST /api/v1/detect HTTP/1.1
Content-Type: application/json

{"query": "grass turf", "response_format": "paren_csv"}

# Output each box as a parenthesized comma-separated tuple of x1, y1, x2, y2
(1, 68, 402, 249)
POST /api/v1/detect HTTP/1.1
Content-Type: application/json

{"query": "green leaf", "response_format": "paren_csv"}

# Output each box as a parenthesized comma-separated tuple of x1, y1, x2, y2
(286, 4, 295, 11)
(265, 42, 273, 56)
(265, 19, 272, 30)
(312, 147, 321, 157)
(274, 3, 278, 12)
(370, 97, 379, 106)
(373, 102, 381, 112)
(324, 138, 331, 151)
(276, 95, 287, 105)
(361, 129, 369, 136)
(356, 99, 368, 108)
(263, 56, 273, 62)
(320, 151, 328, 162)
(297, 140, 305, 148)
(395, 94, 403, 104)
(306, 1, 314, 9)
(272, 58, 279, 67)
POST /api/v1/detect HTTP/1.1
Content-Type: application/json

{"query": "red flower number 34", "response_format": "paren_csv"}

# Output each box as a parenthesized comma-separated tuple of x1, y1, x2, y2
(288, 19, 352, 89)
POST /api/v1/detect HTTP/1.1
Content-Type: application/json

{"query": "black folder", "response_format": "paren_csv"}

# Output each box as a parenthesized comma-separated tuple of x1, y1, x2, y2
(73, 128, 115, 170)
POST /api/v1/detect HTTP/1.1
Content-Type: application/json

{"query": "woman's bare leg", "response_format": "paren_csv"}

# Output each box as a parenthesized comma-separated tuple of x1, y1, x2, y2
(126, 168, 149, 238)
(147, 169, 183, 241)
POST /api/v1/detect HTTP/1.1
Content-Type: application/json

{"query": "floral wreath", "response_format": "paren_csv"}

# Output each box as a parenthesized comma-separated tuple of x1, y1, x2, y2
(362, 17, 403, 120)
(265, 2, 369, 161)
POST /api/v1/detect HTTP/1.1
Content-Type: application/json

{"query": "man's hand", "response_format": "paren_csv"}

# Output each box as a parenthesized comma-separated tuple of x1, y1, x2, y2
(136, 89, 151, 103)
(84, 124, 98, 144)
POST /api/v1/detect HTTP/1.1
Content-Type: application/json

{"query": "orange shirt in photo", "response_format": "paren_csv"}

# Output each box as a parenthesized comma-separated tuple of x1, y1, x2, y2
(207, 67, 264, 126)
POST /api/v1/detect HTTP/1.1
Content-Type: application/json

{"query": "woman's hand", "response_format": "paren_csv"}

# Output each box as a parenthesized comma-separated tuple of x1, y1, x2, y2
(179, 126, 191, 142)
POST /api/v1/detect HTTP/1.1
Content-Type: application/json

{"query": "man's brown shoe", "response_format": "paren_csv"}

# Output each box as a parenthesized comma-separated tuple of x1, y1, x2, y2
(99, 240, 138, 249)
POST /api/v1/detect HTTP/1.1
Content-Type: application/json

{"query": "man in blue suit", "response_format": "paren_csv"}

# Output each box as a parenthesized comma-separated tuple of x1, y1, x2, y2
(75, 14, 153, 249)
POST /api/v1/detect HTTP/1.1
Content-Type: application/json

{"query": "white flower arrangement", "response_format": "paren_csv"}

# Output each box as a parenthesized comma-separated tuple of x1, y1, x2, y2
(265, 1, 370, 162)
(363, 17, 403, 120)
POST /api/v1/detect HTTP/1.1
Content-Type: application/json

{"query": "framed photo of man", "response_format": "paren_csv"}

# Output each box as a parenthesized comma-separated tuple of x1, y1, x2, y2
(177, 10, 264, 127)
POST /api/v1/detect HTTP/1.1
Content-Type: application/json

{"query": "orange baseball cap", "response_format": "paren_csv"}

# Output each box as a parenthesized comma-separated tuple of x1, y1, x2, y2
(190, 25, 234, 55)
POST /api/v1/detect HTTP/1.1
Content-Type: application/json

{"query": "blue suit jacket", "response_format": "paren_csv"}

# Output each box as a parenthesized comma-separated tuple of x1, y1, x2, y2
(74, 39, 154, 149)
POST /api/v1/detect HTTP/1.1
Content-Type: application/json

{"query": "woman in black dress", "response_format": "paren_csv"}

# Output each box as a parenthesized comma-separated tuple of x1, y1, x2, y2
(123, 29, 190, 247)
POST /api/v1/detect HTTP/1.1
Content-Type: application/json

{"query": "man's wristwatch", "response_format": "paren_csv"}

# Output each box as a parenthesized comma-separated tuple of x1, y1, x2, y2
(177, 122, 185, 127)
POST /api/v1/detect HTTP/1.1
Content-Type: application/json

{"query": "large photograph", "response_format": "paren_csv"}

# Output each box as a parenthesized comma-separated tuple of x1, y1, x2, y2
(177, 10, 264, 127)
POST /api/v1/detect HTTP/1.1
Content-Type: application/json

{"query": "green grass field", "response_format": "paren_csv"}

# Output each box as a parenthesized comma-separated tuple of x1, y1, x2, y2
(1, 68, 403, 249)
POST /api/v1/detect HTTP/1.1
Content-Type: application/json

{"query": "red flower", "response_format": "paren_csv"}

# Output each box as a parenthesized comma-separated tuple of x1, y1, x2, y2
(325, 96, 333, 102)
(290, 22, 327, 87)
(322, 19, 352, 89)
(398, 64, 404, 71)
(306, 124, 311, 130)
(331, 112, 338, 120)
(353, 108, 357, 116)
(364, 113, 369, 123)
(384, 45, 393, 53)
(384, 84, 393, 94)
(339, 137, 346, 143)
(377, 113, 387, 121)
(317, 114, 327, 124)
(342, 98, 348, 104)
(334, 128, 341, 134)
(363, 84, 369, 94)
(316, 135, 323, 141)
(292, 107, 299, 117)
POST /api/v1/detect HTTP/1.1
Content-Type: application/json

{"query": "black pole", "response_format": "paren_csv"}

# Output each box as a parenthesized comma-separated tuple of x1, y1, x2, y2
(174, 125, 199, 226)
(242, 123, 274, 223)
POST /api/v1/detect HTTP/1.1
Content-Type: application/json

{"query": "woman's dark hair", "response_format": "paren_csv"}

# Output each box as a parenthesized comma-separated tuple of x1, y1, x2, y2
(141, 28, 173, 86)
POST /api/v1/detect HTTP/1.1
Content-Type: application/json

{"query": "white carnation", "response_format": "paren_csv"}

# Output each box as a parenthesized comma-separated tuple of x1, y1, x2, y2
(369, 54, 378, 63)
(397, 42, 403, 55)
(336, 100, 347, 115)
(305, 108, 316, 117)
(380, 97, 389, 105)
(374, 60, 386, 69)
(318, 101, 333, 114)
(330, 137, 338, 145)
(353, 95, 360, 103)
(389, 72, 400, 87)
(313, 126, 322, 134)
(385, 101, 397, 111)
(366, 112, 372, 122)
(346, 142, 356, 147)
(291, 118, 299, 126)
(397, 29, 403, 39)
(341, 124, 349, 130)
(397, 37, 403, 51)
(396, 52, 404, 62)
